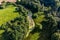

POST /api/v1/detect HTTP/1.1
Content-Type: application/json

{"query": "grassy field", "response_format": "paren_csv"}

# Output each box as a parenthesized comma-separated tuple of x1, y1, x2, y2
(0, 5, 19, 26)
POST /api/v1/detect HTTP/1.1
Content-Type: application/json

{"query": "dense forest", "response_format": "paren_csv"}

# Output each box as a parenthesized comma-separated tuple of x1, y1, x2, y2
(0, 0, 60, 40)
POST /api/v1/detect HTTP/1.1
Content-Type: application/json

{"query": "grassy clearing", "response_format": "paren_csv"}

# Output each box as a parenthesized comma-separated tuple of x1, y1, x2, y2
(34, 15, 45, 23)
(0, 5, 19, 26)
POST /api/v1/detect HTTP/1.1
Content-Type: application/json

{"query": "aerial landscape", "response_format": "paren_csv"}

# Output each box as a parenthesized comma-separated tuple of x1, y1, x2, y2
(0, 0, 60, 40)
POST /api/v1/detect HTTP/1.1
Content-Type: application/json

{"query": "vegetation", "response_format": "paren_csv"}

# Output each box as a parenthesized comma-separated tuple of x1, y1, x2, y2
(0, 0, 60, 40)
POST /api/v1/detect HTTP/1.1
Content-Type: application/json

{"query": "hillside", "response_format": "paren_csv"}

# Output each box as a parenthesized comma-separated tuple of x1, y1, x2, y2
(0, 0, 60, 40)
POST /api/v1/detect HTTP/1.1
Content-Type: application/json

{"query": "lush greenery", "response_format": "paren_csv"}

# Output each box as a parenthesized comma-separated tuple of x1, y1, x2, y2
(0, 0, 60, 40)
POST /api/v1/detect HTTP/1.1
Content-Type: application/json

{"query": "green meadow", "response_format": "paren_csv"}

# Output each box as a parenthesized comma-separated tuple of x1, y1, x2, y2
(0, 5, 19, 26)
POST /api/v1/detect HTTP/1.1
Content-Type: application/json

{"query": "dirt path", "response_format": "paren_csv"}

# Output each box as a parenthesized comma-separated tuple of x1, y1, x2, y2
(26, 13, 35, 37)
